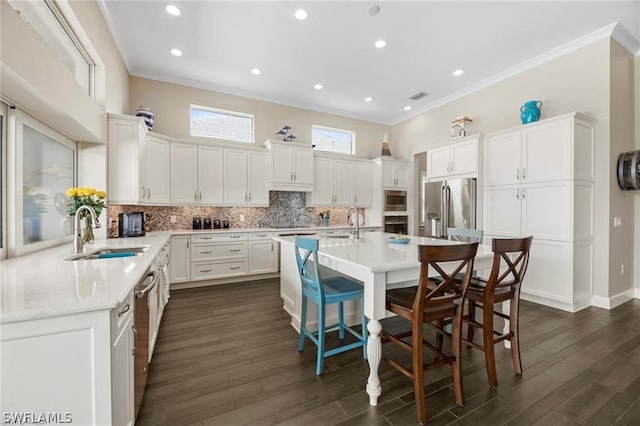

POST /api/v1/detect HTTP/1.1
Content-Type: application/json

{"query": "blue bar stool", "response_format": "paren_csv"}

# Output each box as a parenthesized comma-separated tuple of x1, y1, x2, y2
(294, 237, 367, 375)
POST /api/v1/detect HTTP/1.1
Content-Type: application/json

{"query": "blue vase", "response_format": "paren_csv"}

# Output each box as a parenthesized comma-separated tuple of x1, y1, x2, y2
(136, 106, 154, 130)
(520, 100, 542, 124)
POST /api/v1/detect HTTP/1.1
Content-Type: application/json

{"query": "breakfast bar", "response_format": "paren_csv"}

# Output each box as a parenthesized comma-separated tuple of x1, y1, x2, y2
(274, 231, 494, 405)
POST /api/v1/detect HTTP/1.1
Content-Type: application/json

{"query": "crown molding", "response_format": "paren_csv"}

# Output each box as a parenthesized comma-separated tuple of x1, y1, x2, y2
(611, 21, 640, 56)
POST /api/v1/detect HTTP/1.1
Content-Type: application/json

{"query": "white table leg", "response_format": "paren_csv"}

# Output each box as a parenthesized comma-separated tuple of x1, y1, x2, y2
(366, 319, 382, 406)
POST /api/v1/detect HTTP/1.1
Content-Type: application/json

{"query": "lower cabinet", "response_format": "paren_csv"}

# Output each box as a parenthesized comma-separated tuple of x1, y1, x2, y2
(190, 233, 249, 280)
(170, 235, 191, 283)
(249, 232, 277, 274)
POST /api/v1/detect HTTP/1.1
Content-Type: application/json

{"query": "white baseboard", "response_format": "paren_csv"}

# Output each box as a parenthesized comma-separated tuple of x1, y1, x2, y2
(591, 288, 638, 310)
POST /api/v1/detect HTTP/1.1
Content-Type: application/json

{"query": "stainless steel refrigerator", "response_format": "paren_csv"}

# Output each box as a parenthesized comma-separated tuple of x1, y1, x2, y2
(420, 177, 476, 238)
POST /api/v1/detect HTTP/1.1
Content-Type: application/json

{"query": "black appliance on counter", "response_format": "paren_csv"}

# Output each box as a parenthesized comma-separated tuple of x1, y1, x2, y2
(223, 220, 229, 229)
(203, 218, 212, 229)
(213, 219, 221, 229)
(119, 212, 145, 237)
(192, 217, 202, 230)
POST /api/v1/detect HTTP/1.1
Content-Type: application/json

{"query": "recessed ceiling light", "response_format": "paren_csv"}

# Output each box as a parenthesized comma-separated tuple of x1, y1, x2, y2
(170, 48, 182, 57)
(251, 68, 262, 75)
(295, 9, 308, 20)
(453, 69, 464, 76)
(365, 96, 374, 102)
(404, 106, 412, 111)
(165, 5, 181, 16)
(374, 40, 386, 48)
(368, 5, 380, 16)
(314, 84, 323, 90)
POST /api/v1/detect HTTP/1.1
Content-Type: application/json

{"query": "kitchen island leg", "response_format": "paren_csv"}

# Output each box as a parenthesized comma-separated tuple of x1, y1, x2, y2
(366, 319, 382, 405)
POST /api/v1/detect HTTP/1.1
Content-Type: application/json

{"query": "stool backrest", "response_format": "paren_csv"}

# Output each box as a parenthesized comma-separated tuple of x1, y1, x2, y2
(447, 227, 484, 242)
(294, 237, 324, 298)
(487, 236, 533, 294)
(415, 242, 479, 313)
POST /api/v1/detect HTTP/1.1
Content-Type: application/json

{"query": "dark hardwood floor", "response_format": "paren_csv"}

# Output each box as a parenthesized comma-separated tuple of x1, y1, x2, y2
(136, 279, 640, 426)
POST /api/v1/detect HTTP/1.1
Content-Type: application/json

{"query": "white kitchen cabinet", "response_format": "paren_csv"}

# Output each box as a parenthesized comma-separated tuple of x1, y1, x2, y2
(264, 139, 314, 191)
(108, 114, 147, 204)
(223, 148, 268, 206)
(112, 294, 135, 426)
(381, 158, 409, 189)
(353, 161, 373, 206)
(190, 233, 249, 280)
(170, 235, 191, 283)
(481, 112, 595, 312)
(249, 232, 277, 274)
(170, 144, 224, 204)
(142, 135, 170, 203)
(426, 135, 479, 179)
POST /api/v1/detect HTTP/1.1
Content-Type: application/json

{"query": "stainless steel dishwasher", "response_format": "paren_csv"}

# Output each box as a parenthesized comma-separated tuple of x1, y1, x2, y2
(133, 268, 157, 419)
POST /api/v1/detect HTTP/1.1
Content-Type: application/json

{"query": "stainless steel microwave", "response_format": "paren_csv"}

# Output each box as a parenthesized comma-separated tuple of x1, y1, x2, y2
(119, 212, 145, 237)
(384, 190, 407, 212)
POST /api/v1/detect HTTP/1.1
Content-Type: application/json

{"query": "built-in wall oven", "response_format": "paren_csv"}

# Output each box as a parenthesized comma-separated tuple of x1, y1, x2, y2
(383, 190, 407, 212)
(384, 215, 408, 234)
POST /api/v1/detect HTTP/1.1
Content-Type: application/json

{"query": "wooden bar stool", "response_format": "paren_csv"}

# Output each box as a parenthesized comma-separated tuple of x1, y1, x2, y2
(381, 242, 479, 425)
(462, 236, 533, 387)
(294, 237, 367, 375)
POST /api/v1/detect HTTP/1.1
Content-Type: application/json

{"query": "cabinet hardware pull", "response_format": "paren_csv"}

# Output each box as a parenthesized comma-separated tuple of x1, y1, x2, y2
(257, 234, 267, 237)
(522, 168, 526, 180)
(522, 188, 526, 199)
(516, 168, 520, 181)
(516, 188, 520, 199)
(118, 303, 131, 317)
(290, 171, 293, 181)
(194, 191, 198, 201)
(271, 242, 273, 252)
(201, 237, 212, 240)
(187, 240, 190, 248)
(199, 191, 202, 201)
(200, 269, 212, 273)
(132, 326, 137, 355)
(229, 266, 241, 270)
(294, 171, 297, 181)
(200, 251, 212, 254)
(229, 249, 241, 252)
(248, 192, 251, 202)
(148, 188, 152, 199)
(230, 236, 241, 239)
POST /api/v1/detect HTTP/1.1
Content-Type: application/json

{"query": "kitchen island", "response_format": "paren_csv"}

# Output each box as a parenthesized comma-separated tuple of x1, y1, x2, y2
(274, 231, 494, 406)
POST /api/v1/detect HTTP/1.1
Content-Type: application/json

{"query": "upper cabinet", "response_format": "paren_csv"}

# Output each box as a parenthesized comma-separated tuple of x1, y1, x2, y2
(308, 155, 373, 207)
(170, 144, 224, 205)
(142, 135, 170, 204)
(380, 158, 410, 189)
(264, 139, 314, 192)
(223, 148, 269, 206)
(426, 135, 479, 179)
(109, 114, 170, 205)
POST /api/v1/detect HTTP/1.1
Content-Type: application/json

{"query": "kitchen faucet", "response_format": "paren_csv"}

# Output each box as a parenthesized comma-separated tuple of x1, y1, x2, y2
(73, 205, 101, 254)
(346, 207, 361, 239)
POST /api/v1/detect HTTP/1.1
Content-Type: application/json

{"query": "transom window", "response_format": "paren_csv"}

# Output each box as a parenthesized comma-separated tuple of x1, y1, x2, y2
(190, 105, 254, 143)
(312, 125, 355, 155)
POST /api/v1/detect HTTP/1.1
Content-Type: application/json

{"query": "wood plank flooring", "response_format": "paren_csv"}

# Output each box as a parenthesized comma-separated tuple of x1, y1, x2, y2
(136, 279, 640, 425)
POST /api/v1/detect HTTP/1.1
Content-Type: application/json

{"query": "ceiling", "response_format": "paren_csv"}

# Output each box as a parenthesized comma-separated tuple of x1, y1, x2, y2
(98, 1, 640, 125)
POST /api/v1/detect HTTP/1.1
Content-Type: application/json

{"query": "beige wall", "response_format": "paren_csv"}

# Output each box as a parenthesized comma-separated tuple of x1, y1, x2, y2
(635, 54, 640, 291)
(391, 38, 637, 300)
(609, 40, 636, 295)
(129, 77, 390, 159)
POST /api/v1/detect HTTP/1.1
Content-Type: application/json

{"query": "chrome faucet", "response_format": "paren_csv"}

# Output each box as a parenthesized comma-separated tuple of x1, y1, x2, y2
(346, 207, 361, 239)
(73, 205, 101, 254)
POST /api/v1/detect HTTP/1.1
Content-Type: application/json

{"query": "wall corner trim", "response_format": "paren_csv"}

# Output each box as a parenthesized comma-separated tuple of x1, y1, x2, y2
(611, 21, 640, 56)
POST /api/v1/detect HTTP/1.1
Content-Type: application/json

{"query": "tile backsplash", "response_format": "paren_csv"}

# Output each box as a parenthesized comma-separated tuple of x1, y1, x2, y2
(107, 191, 357, 237)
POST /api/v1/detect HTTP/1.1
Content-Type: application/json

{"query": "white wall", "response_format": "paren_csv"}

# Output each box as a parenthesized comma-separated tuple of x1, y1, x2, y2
(392, 38, 637, 301)
(129, 77, 390, 160)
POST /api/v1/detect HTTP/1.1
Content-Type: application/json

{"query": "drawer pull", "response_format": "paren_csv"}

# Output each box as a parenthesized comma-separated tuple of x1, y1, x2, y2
(200, 237, 213, 240)
(229, 266, 241, 270)
(229, 249, 241, 252)
(200, 251, 212, 254)
(257, 234, 267, 237)
(118, 303, 131, 317)
(200, 269, 212, 273)
(230, 236, 241, 239)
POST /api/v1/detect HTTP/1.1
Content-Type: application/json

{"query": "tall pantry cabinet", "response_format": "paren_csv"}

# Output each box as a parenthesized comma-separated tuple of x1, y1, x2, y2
(482, 112, 595, 312)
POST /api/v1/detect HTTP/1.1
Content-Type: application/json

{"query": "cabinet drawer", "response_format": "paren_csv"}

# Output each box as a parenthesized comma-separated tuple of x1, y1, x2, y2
(191, 233, 248, 243)
(190, 260, 248, 280)
(249, 232, 274, 240)
(191, 242, 248, 261)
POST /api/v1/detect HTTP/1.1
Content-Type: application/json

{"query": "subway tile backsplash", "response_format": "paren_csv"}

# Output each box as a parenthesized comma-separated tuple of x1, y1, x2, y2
(107, 191, 356, 237)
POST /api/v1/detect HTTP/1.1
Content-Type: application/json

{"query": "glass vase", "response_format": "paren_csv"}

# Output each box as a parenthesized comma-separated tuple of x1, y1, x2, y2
(82, 215, 95, 244)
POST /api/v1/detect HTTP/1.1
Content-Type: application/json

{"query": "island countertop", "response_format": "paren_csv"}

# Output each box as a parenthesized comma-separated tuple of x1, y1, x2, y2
(0, 232, 171, 324)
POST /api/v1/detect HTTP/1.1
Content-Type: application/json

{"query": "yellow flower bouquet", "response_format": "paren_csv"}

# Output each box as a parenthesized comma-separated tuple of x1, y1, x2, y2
(66, 187, 107, 243)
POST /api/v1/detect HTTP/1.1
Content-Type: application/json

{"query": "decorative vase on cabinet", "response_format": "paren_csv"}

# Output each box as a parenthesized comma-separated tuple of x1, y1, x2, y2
(520, 100, 542, 124)
(136, 106, 155, 130)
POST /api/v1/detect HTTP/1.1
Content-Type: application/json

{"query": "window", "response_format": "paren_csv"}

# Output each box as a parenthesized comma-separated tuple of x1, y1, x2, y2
(8, 0, 96, 97)
(11, 108, 76, 256)
(312, 125, 355, 154)
(190, 105, 254, 143)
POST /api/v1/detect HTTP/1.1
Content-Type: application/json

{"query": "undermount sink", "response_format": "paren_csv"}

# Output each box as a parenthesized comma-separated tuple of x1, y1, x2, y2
(325, 234, 356, 239)
(66, 246, 150, 261)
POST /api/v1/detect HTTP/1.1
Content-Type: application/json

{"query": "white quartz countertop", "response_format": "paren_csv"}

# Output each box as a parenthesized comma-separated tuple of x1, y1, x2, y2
(274, 231, 493, 274)
(0, 232, 171, 324)
(168, 225, 380, 234)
